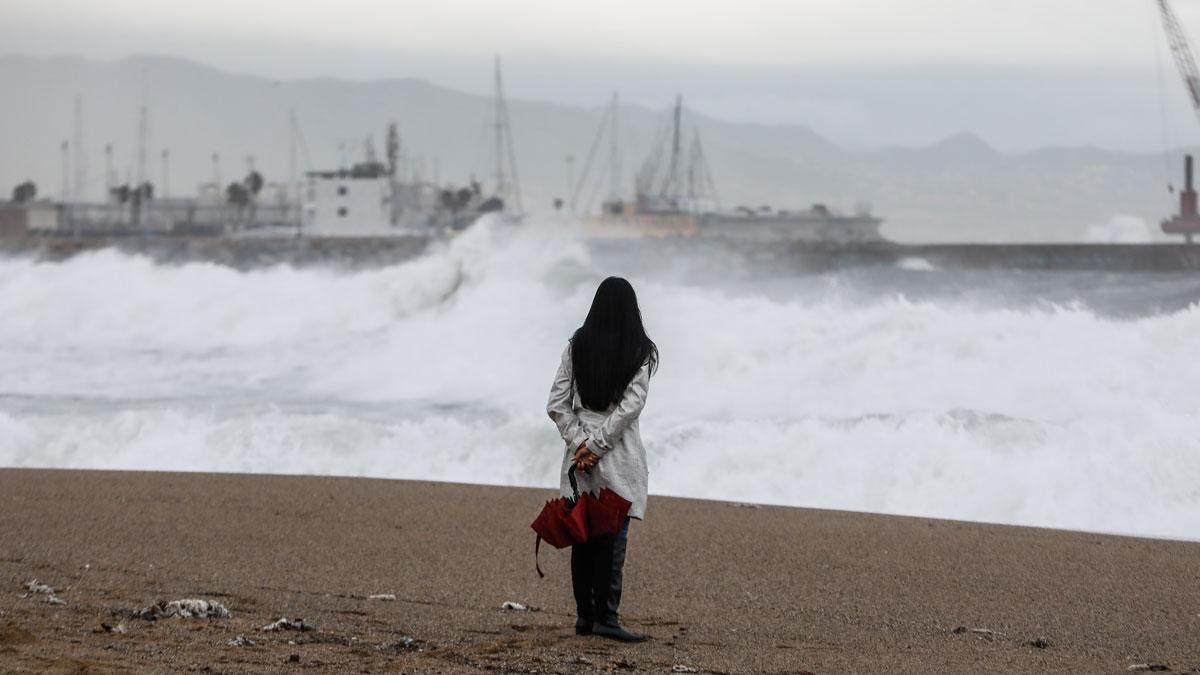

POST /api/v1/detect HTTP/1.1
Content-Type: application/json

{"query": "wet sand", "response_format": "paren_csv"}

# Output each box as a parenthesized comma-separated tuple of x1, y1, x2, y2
(1, 468, 1197, 673)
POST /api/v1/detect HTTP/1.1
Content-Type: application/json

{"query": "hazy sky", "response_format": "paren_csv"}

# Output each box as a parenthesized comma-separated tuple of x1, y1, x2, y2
(5, 0, 1200, 150)
(4, 0, 1193, 68)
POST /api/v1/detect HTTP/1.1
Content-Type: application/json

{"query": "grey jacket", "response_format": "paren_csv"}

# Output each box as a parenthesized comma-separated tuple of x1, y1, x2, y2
(546, 344, 652, 519)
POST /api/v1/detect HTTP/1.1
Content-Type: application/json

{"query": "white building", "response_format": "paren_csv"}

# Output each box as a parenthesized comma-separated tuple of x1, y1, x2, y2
(303, 166, 392, 235)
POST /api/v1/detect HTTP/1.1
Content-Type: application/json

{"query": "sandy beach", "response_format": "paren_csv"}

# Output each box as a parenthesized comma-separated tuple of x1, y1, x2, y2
(1, 468, 1197, 673)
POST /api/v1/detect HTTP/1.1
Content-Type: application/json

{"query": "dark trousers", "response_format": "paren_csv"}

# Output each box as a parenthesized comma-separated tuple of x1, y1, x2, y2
(570, 517, 631, 627)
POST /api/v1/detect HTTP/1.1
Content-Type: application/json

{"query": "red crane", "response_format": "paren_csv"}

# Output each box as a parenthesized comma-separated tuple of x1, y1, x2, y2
(1158, 0, 1200, 242)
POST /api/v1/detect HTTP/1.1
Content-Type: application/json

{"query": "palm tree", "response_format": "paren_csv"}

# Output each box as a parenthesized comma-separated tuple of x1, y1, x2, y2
(11, 181, 37, 204)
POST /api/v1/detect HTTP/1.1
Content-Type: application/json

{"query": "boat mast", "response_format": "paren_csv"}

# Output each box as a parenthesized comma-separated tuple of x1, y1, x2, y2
(289, 109, 298, 219)
(609, 92, 620, 202)
(661, 94, 683, 207)
(492, 55, 523, 215)
(494, 56, 505, 204)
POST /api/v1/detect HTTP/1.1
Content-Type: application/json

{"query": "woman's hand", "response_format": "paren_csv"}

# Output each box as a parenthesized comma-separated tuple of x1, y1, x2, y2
(573, 443, 599, 471)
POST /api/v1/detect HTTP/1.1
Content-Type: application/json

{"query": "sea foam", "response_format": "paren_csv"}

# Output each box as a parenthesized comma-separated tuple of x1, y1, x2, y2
(1, 220, 1198, 539)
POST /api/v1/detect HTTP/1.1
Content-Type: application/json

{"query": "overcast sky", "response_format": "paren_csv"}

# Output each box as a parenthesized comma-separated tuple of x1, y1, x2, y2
(6, 0, 1200, 150)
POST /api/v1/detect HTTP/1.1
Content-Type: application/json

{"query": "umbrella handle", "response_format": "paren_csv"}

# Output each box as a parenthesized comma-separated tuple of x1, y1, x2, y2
(567, 464, 580, 501)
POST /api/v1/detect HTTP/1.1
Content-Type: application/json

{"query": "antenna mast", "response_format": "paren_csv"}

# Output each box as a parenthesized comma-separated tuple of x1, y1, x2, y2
(132, 105, 148, 230)
(104, 143, 115, 192)
(72, 95, 85, 201)
(60, 140, 70, 201)
(161, 148, 170, 199)
(135, 105, 148, 188)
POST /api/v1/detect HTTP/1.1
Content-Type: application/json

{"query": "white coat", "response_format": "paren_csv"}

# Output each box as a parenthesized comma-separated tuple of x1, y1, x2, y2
(546, 344, 652, 519)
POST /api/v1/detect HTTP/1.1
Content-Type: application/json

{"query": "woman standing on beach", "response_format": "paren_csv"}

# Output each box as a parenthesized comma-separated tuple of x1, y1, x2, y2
(547, 276, 657, 643)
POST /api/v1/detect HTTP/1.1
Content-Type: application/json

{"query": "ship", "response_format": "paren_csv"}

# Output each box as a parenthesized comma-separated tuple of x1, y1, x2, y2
(589, 95, 884, 241)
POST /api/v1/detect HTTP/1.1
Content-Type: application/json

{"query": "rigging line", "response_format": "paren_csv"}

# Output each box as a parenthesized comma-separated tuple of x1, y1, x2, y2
(470, 99, 491, 188)
(292, 112, 314, 172)
(502, 97, 523, 214)
(681, 107, 720, 209)
(570, 103, 614, 211)
(584, 148, 610, 215)
(638, 121, 669, 196)
(644, 107, 673, 197)
(585, 111, 621, 215)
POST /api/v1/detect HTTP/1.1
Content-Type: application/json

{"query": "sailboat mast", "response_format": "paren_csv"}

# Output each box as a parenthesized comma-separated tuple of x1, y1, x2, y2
(491, 55, 523, 215)
(609, 92, 620, 201)
(494, 55, 506, 202)
(665, 94, 683, 205)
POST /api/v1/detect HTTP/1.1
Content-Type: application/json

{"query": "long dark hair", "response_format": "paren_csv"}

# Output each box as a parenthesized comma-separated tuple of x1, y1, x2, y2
(571, 277, 658, 411)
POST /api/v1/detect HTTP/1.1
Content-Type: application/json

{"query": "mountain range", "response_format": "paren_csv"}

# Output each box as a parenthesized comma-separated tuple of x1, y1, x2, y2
(0, 53, 1185, 242)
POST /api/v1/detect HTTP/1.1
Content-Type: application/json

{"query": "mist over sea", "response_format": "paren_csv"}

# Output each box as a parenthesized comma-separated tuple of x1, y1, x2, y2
(2, 218, 1199, 539)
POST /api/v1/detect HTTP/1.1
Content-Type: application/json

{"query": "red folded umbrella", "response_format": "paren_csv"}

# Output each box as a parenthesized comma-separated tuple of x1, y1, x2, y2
(531, 465, 631, 577)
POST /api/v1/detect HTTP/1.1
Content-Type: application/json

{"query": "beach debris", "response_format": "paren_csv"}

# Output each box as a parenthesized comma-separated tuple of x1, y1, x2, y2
(227, 634, 255, 647)
(21, 579, 66, 605)
(136, 599, 229, 620)
(376, 636, 420, 652)
(951, 625, 1003, 640)
(1027, 637, 1051, 649)
(1127, 665, 1171, 672)
(672, 666, 699, 673)
(22, 579, 55, 595)
(262, 617, 316, 632)
(94, 622, 126, 634)
(500, 601, 537, 611)
(368, 593, 396, 601)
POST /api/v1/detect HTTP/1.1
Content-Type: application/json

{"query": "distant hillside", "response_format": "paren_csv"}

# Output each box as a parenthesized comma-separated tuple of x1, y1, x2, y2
(0, 53, 1182, 242)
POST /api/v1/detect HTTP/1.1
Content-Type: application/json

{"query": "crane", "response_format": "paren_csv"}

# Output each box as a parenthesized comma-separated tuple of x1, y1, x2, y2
(1158, 0, 1200, 122)
(1156, 0, 1200, 242)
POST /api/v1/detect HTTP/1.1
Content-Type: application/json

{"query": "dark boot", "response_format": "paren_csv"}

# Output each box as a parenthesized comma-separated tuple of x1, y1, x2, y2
(590, 533, 645, 643)
(601, 534, 628, 627)
(570, 541, 593, 635)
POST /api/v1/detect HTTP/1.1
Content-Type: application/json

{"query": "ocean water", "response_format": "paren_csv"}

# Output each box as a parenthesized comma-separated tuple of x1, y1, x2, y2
(2, 218, 1199, 540)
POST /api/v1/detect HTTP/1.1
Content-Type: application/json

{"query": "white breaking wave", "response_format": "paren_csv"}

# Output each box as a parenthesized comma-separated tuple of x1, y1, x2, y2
(897, 257, 936, 271)
(1, 221, 1199, 539)
(1084, 215, 1153, 244)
